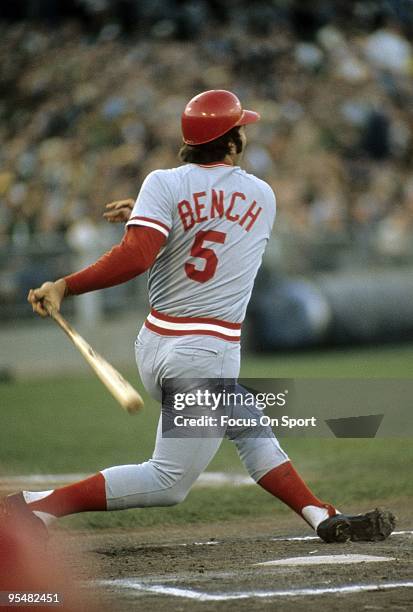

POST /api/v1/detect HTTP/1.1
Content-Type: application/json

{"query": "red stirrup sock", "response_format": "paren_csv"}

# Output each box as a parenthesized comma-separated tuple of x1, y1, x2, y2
(258, 461, 338, 529)
(23, 473, 107, 524)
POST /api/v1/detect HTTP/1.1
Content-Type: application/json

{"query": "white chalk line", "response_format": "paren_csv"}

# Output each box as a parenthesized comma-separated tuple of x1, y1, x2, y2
(154, 531, 412, 549)
(256, 554, 394, 566)
(97, 528, 411, 553)
(125, 530, 412, 549)
(0, 471, 253, 488)
(97, 579, 413, 601)
(0, 473, 88, 485)
(271, 530, 413, 541)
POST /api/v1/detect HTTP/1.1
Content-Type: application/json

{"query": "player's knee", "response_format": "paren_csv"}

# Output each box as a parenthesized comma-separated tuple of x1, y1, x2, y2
(161, 486, 189, 506)
(146, 460, 189, 505)
(149, 459, 185, 488)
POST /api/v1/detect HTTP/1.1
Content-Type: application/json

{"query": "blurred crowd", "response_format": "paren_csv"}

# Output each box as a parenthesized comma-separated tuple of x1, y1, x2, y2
(1, 0, 413, 312)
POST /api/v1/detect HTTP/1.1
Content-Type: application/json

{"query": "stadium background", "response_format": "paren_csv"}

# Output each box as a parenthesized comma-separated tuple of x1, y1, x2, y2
(0, 3, 412, 610)
(1, 0, 413, 359)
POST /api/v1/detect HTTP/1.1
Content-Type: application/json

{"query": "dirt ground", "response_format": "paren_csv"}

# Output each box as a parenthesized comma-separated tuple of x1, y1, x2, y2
(55, 505, 413, 612)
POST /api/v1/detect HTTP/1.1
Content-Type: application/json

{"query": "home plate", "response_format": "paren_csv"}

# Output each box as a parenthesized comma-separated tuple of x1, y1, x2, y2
(257, 554, 394, 567)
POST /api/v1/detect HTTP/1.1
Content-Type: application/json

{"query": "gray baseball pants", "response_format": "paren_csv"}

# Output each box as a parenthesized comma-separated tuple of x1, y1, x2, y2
(102, 326, 289, 510)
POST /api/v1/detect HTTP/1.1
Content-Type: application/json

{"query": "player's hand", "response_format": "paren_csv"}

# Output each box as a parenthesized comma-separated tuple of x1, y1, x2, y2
(103, 199, 134, 223)
(27, 279, 67, 318)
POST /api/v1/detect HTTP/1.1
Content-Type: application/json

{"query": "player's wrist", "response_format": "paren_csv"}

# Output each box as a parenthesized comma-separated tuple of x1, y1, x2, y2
(55, 278, 70, 298)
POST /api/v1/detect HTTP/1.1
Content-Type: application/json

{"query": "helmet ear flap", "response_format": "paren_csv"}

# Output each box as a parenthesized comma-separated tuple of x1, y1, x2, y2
(182, 90, 260, 145)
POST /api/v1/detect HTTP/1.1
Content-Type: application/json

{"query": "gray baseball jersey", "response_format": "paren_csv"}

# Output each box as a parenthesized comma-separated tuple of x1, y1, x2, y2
(126, 162, 276, 341)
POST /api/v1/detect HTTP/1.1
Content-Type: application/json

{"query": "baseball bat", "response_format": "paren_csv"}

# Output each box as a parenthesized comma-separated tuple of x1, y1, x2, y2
(45, 305, 144, 414)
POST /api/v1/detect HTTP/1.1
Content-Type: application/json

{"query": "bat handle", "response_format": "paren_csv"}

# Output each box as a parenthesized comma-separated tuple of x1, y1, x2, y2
(43, 301, 59, 320)
(43, 301, 69, 335)
(41, 297, 53, 313)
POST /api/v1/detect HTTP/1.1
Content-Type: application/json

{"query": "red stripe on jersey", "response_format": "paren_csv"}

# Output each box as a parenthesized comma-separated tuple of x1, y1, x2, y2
(128, 216, 170, 232)
(150, 308, 242, 330)
(144, 320, 240, 342)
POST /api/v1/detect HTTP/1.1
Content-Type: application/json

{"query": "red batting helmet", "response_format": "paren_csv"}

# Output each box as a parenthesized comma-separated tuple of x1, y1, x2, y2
(181, 90, 260, 145)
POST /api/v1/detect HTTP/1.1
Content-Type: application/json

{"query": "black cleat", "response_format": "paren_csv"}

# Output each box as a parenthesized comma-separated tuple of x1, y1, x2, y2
(317, 508, 396, 543)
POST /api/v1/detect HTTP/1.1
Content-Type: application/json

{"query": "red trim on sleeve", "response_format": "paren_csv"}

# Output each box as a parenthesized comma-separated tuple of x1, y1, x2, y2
(64, 226, 166, 295)
(127, 216, 170, 233)
(126, 216, 170, 239)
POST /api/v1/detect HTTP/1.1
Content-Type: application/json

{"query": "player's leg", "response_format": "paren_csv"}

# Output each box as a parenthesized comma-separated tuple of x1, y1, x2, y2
(234, 435, 338, 527)
(225, 381, 395, 543)
(12, 329, 229, 525)
(211, 347, 339, 532)
(101, 415, 222, 510)
(100, 330, 230, 510)
(225, 386, 337, 529)
(10, 420, 222, 525)
(101, 331, 237, 510)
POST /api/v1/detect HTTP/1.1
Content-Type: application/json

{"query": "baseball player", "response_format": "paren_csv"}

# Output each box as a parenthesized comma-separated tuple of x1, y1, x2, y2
(3, 90, 394, 544)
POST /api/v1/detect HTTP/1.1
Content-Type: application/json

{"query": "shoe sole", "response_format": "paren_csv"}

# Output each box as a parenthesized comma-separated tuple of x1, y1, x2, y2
(317, 508, 395, 543)
(348, 508, 396, 542)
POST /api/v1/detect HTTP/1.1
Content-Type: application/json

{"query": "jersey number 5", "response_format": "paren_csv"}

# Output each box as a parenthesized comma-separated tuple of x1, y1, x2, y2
(185, 230, 226, 283)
